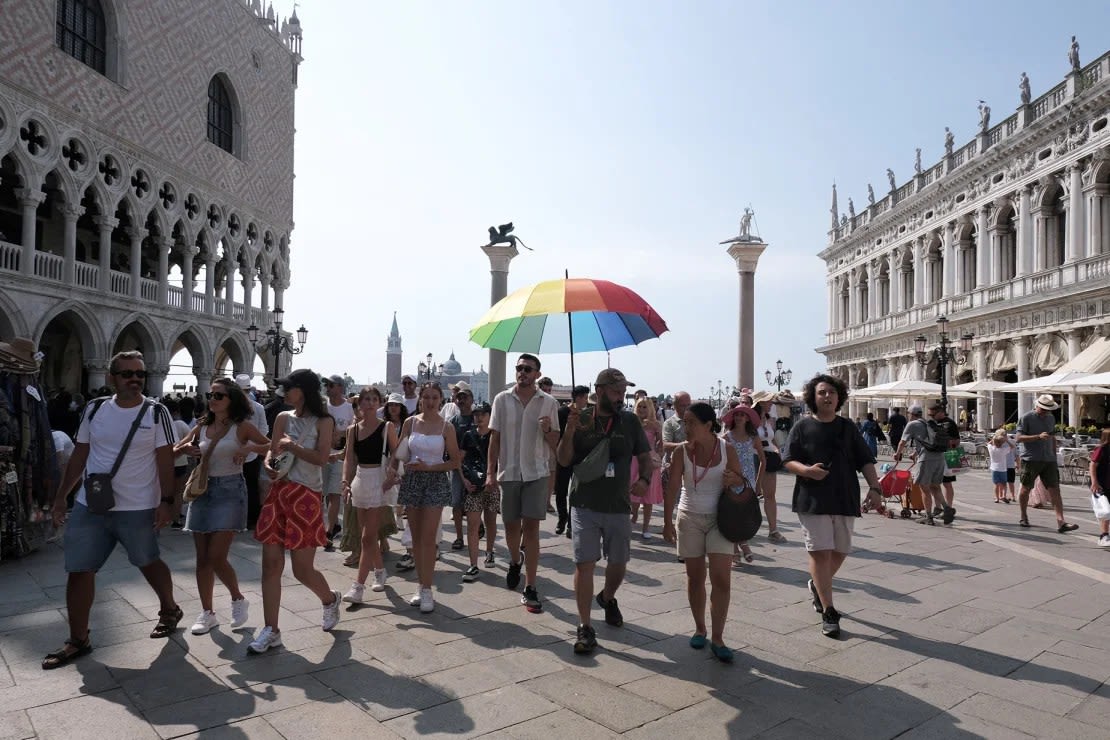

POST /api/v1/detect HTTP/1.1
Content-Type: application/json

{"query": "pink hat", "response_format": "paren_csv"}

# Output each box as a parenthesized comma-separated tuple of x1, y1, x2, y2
(723, 405, 761, 431)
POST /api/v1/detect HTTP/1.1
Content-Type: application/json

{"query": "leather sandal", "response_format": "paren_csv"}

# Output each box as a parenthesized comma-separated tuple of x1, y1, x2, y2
(149, 605, 183, 638)
(42, 635, 92, 670)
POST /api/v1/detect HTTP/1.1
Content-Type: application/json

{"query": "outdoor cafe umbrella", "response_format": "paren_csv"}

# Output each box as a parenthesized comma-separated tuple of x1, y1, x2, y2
(468, 277, 668, 386)
(852, 379, 976, 400)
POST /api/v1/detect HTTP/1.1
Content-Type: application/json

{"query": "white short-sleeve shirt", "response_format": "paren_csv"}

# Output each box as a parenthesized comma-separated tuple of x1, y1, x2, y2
(75, 397, 174, 511)
(489, 388, 560, 482)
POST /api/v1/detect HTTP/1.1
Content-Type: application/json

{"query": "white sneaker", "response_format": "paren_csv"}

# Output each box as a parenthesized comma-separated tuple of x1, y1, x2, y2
(190, 610, 219, 635)
(322, 589, 341, 631)
(1099, 533, 1110, 548)
(247, 625, 282, 654)
(342, 583, 366, 604)
(419, 587, 435, 614)
(408, 592, 422, 607)
(371, 569, 387, 592)
(641, 531, 653, 541)
(230, 598, 249, 628)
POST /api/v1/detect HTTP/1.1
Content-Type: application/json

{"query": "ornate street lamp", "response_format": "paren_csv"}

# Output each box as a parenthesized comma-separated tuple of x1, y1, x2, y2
(417, 352, 445, 382)
(765, 360, 792, 392)
(915, 315, 973, 410)
(246, 306, 307, 381)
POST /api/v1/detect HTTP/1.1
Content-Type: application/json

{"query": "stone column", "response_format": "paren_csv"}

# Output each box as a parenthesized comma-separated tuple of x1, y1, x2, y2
(941, 223, 955, 297)
(974, 344, 988, 432)
(194, 369, 213, 397)
(1067, 162, 1086, 262)
(259, 272, 270, 326)
(888, 252, 901, 312)
(62, 203, 83, 285)
(1066, 329, 1083, 426)
(1086, 183, 1107, 257)
(827, 281, 836, 332)
(85, 359, 109, 394)
(96, 217, 117, 292)
(847, 270, 860, 325)
(145, 364, 169, 398)
(204, 254, 218, 314)
(224, 252, 237, 319)
(1014, 336, 1031, 417)
(17, 189, 45, 277)
(481, 243, 519, 394)
(241, 259, 254, 320)
(274, 284, 285, 321)
(912, 238, 925, 307)
(127, 227, 145, 299)
(727, 239, 768, 390)
(1016, 187, 1033, 276)
(868, 263, 880, 320)
(156, 237, 172, 304)
(988, 223, 1001, 285)
(975, 208, 989, 289)
(182, 247, 196, 311)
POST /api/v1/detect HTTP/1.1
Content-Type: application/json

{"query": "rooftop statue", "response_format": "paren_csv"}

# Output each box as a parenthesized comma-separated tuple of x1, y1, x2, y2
(944, 127, 954, 156)
(485, 223, 530, 251)
(867, 184, 875, 205)
(1069, 35, 1081, 72)
(1020, 72, 1031, 105)
(738, 208, 753, 238)
(978, 101, 991, 133)
(886, 168, 896, 191)
(848, 198, 856, 219)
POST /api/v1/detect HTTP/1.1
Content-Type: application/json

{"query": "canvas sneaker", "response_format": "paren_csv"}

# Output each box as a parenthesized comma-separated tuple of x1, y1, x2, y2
(821, 606, 841, 638)
(1099, 533, 1110, 547)
(419, 587, 435, 614)
(247, 626, 282, 654)
(342, 583, 366, 604)
(462, 565, 480, 583)
(371, 569, 387, 592)
(807, 579, 823, 614)
(396, 553, 415, 571)
(573, 623, 597, 655)
(941, 506, 956, 525)
(484, 552, 496, 567)
(321, 590, 341, 631)
(408, 592, 422, 607)
(229, 598, 249, 628)
(521, 586, 543, 613)
(190, 611, 219, 635)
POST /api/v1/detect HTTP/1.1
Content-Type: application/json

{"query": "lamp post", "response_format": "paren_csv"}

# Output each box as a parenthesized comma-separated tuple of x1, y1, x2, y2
(914, 315, 973, 410)
(417, 352, 445, 383)
(765, 360, 792, 392)
(246, 306, 307, 382)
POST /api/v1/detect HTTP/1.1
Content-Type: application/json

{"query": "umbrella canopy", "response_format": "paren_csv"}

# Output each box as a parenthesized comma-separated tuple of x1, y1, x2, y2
(948, 379, 1015, 393)
(852, 379, 976, 400)
(469, 278, 668, 353)
(1007, 370, 1095, 392)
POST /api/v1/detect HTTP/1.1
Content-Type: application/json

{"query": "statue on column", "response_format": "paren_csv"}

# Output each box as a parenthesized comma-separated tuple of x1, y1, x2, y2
(484, 222, 530, 251)
(738, 208, 753, 239)
(867, 183, 875, 205)
(1019, 72, 1031, 105)
(886, 168, 896, 192)
(978, 100, 991, 133)
(944, 127, 955, 156)
(1068, 35, 1081, 72)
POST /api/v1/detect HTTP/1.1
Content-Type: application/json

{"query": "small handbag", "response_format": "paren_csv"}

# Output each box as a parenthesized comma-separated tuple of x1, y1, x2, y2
(85, 400, 150, 515)
(717, 482, 763, 543)
(182, 426, 220, 503)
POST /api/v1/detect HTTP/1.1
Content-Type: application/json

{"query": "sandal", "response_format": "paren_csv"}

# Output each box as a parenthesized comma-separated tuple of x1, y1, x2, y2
(1019, 518, 1030, 528)
(343, 555, 359, 567)
(150, 605, 183, 638)
(42, 635, 92, 670)
(689, 633, 708, 650)
(740, 545, 754, 563)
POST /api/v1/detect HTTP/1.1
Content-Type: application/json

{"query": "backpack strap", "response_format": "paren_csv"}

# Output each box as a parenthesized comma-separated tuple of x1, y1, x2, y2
(85, 397, 109, 424)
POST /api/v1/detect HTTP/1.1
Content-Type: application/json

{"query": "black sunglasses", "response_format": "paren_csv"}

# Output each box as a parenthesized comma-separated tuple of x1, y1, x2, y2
(206, 391, 228, 401)
(515, 365, 537, 373)
(112, 369, 147, 379)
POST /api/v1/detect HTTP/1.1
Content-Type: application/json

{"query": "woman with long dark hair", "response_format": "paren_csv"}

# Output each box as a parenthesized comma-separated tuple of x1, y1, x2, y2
(174, 377, 269, 635)
(248, 369, 341, 653)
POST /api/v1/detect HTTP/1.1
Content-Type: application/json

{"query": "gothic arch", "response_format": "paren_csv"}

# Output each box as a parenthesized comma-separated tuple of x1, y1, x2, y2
(111, 312, 166, 364)
(166, 323, 213, 373)
(213, 330, 251, 377)
(34, 300, 107, 359)
(206, 71, 245, 158)
(0, 289, 30, 338)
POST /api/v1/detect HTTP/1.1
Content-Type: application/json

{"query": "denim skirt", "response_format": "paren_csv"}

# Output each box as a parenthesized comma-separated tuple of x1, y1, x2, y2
(185, 474, 248, 533)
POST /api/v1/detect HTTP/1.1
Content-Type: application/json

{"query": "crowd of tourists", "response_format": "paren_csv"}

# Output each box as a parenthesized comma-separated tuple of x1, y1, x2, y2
(38, 349, 1102, 672)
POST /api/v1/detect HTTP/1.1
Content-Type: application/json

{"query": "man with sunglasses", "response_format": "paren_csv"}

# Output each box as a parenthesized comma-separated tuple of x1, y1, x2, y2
(400, 374, 419, 414)
(44, 351, 182, 669)
(488, 354, 561, 613)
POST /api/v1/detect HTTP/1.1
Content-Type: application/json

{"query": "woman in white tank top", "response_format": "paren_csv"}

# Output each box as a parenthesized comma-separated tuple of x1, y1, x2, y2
(662, 402, 744, 663)
(174, 378, 269, 636)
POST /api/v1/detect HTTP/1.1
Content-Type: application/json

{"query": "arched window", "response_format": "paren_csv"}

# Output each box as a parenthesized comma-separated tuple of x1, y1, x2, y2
(207, 76, 235, 154)
(56, 0, 107, 74)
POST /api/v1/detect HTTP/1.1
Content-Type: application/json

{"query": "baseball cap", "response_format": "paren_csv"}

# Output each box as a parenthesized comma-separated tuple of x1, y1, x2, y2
(325, 374, 345, 387)
(401, 374, 416, 384)
(473, 402, 492, 415)
(595, 368, 635, 387)
(908, 405, 923, 416)
(275, 368, 320, 395)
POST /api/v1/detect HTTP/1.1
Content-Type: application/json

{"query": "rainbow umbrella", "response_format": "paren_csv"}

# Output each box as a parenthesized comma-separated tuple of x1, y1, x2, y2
(469, 278, 668, 384)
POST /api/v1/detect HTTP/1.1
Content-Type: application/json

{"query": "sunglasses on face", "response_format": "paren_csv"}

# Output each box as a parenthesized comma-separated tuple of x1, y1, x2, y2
(206, 391, 228, 401)
(515, 365, 537, 374)
(112, 370, 147, 379)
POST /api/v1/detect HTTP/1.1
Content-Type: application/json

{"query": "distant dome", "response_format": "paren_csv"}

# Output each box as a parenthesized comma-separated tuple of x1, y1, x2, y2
(442, 351, 462, 376)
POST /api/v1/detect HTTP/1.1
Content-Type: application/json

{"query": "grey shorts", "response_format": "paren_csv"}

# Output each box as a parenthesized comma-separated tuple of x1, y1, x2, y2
(571, 507, 631, 565)
(450, 471, 466, 509)
(915, 455, 946, 486)
(322, 460, 343, 496)
(500, 477, 548, 522)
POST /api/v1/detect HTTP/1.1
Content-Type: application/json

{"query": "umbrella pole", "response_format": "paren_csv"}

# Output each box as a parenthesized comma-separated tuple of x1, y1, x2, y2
(566, 269, 576, 387)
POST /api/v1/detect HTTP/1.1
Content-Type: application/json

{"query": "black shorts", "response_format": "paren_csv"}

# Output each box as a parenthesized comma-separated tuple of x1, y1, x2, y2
(1006, 468, 1016, 483)
(942, 475, 956, 484)
(174, 464, 188, 479)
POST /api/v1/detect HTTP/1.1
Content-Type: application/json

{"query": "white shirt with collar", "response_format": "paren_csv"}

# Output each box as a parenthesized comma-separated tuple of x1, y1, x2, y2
(489, 387, 560, 482)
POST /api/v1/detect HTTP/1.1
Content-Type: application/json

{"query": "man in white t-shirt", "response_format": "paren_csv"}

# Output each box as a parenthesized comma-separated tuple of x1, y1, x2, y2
(322, 374, 354, 550)
(235, 374, 270, 528)
(44, 351, 181, 670)
(400, 374, 419, 414)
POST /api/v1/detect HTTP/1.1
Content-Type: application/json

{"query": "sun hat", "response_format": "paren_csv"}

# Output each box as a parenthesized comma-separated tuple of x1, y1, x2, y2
(234, 373, 253, 390)
(452, 380, 472, 393)
(386, 392, 405, 406)
(1034, 394, 1060, 411)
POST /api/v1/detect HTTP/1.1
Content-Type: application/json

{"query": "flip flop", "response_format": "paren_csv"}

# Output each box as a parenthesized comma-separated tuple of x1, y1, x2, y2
(42, 635, 92, 670)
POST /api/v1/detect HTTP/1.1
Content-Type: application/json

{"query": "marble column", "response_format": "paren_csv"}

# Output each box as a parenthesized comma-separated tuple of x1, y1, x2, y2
(1086, 183, 1107, 257)
(241, 259, 254, 320)
(96, 217, 117, 292)
(1014, 336, 1031, 418)
(1016, 187, 1033, 276)
(974, 344, 988, 432)
(157, 237, 172, 304)
(941, 223, 955, 297)
(17, 189, 45, 277)
(827, 282, 836, 332)
(204, 254, 217, 314)
(194, 369, 213, 397)
(259, 272, 270, 326)
(1066, 330, 1083, 426)
(482, 243, 519, 394)
(888, 252, 902, 312)
(127, 227, 145, 299)
(182, 247, 196, 311)
(145, 364, 168, 398)
(975, 208, 989, 289)
(912, 238, 925, 307)
(1067, 163, 1086, 263)
(868, 264, 880, 321)
(85, 359, 109, 394)
(224, 252, 237, 319)
(62, 203, 83, 285)
(847, 270, 860, 325)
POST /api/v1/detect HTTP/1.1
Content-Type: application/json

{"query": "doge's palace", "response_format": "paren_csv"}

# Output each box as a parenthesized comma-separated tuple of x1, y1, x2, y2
(820, 42, 1110, 431)
(0, 0, 302, 396)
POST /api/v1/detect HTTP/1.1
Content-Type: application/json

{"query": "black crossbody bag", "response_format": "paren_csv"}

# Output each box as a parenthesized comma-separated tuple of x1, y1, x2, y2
(85, 401, 151, 514)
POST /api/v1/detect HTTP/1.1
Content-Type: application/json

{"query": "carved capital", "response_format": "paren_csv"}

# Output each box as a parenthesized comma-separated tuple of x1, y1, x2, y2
(62, 203, 85, 220)
(125, 226, 146, 242)
(94, 216, 119, 232)
(16, 188, 46, 208)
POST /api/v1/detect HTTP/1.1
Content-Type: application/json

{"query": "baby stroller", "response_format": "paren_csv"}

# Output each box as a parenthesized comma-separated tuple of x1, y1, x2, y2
(878, 461, 921, 519)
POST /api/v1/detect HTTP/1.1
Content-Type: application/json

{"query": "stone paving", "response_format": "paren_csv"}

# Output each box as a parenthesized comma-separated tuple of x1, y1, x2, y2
(2, 468, 1110, 738)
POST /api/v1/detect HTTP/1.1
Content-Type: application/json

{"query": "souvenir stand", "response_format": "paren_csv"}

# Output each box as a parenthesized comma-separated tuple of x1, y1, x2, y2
(0, 338, 57, 561)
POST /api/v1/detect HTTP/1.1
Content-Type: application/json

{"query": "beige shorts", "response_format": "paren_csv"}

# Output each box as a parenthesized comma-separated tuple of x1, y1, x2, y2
(676, 509, 733, 559)
(797, 513, 854, 554)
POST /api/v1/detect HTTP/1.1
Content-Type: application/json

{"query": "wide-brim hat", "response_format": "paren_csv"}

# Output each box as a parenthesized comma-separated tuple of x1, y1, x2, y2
(385, 392, 406, 406)
(451, 380, 472, 394)
(1034, 394, 1060, 411)
(0, 337, 40, 370)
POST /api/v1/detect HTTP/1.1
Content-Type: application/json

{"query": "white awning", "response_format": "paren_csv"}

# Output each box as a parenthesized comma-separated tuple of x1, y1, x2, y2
(1059, 337, 1110, 374)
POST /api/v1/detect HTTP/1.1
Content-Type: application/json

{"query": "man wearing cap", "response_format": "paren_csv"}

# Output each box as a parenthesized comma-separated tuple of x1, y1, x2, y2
(894, 404, 954, 526)
(400, 375, 419, 415)
(1016, 395, 1079, 533)
(488, 354, 561, 613)
(557, 368, 651, 654)
(932, 402, 962, 522)
(448, 383, 476, 550)
(235, 374, 269, 528)
(322, 375, 355, 550)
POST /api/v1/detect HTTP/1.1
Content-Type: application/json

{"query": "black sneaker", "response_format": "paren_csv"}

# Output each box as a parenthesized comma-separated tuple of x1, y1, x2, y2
(931, 506, 943, 517)
(574, 623, 597, 654)
(521, 586, 542, 613)
(452, 538, 464, 550)
(1058, 522, 1079, 533)
(807, 579, 823, 613)
(329, 524, 342, 539)
(821, 606, 841, 638)
(942, 506, 956, 525)
(506, 560, 522, 590)
(920, 516, 935, 526)
(484, 552, 496, 567)
(596, 592, 623, 627)
(462, 565, 480, 583)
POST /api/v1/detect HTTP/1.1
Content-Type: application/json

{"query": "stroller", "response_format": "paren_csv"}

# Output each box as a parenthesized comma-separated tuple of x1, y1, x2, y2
(878, 461, 923, 519)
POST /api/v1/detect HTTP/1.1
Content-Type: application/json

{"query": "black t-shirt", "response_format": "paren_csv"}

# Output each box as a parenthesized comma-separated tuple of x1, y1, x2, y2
(460, 428, 491, 488)
(888, 413, 907, 440)
(568, 408, 649, 514)
(783, 415, 876, 516)
(936, 417, 959, 449)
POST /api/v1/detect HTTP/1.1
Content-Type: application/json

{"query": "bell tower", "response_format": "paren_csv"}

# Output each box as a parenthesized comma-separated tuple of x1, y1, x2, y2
(386, 312, 402, 385)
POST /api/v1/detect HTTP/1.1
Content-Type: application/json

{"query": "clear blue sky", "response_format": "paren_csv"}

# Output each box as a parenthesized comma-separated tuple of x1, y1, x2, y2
(261, 1, 1110, 399)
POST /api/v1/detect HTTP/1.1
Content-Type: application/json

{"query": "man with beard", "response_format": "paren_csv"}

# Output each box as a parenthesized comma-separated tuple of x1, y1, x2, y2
(557, 368, 651, 654)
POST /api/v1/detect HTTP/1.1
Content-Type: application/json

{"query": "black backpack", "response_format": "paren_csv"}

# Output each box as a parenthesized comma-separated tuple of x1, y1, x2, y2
(922, 419, 951, 452)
